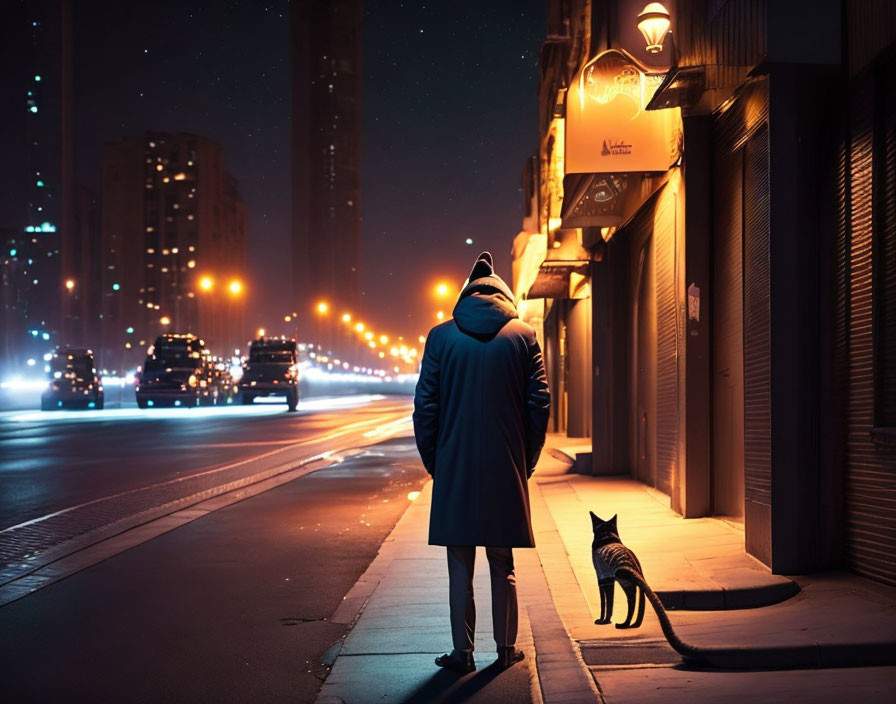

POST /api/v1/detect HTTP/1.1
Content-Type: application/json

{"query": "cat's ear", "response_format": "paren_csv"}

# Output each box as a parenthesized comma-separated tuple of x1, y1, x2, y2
(589, 511, 600, 525)
(609, 514, 618, 526)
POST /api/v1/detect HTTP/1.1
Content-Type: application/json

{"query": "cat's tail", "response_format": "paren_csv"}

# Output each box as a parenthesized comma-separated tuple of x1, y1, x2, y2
(614, 567, 896, 670)
(614, 568, 696, 659)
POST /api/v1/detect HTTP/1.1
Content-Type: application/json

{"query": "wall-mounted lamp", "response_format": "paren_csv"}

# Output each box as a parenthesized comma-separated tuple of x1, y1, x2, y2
(637, 3, 671, 54)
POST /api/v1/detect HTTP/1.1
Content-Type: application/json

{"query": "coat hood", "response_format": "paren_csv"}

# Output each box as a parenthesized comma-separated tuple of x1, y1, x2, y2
(452, 251, 518, 338)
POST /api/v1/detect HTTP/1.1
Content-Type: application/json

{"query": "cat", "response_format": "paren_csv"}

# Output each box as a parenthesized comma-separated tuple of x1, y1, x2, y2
(589, 510, 896, 669)
(590, 512, 645, 629)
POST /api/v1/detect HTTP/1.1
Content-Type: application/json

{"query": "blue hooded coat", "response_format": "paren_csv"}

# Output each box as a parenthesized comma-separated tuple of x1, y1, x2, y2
(413, 253, 551, 547)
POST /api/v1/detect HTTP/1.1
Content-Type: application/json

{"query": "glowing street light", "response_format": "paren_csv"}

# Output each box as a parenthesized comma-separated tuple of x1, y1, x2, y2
(342, 313, 351, 323)
(257, 328, 266, 338)
(436, 311, 445, 321)
(379, 335, 389, 344)
(200, 276, 214, 291)
(65, 279, 75, 290)
(160, 316, 171, 325)
(355, 322, 365, 333)
(637, 2, 671, 54)
(435, 282, 450, 298)
(228, 280, 242, 295)
(316, 301, 329, 314)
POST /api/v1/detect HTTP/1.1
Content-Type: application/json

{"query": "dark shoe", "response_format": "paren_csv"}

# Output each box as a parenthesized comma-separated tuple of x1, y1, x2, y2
(495, 646, 525, 669)
(435, 650, 475, 674)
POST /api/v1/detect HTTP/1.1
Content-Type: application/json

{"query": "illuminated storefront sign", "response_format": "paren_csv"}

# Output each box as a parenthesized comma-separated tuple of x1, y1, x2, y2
(566, 49, 682, 175)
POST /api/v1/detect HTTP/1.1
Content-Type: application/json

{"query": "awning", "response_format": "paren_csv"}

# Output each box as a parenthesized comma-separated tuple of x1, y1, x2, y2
(561, 171, 670, 230)
(528, 259, 591, 300)
(645, 64, 706, 111)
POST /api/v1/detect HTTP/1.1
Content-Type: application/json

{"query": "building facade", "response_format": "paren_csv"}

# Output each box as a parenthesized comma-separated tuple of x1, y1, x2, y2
(513, 0, 896, 585)
(291, 0, 363, 313)
(101, 132, 248, 371)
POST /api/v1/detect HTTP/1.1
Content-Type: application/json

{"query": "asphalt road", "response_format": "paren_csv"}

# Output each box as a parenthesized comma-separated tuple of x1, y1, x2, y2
(0, 394, 412, 529)
(0, 401, 431, 702)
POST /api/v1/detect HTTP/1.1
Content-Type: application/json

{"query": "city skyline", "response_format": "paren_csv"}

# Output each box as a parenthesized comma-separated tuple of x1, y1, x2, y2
(1, 0, 546, 368)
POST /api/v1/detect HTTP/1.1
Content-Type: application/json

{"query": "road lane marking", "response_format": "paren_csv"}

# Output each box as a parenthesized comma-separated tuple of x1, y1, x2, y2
(0, 410, 412, 535)
(0, 414, 416, 605)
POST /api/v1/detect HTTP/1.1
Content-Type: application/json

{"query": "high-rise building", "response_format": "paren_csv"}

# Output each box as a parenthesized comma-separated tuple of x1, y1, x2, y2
(101, 132, 248, 371)
(291, 0, 362, 312)
(0, 0, 95, 372)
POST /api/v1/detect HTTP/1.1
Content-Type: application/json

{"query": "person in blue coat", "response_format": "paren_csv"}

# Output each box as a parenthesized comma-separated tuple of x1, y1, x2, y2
(413, 251, 551, 673)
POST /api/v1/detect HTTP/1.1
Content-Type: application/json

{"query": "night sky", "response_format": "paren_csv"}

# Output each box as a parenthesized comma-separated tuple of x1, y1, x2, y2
(3, 0, 546, 342)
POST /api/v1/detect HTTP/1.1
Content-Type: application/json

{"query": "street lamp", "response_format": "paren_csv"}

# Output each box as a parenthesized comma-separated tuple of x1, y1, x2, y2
(160, 316, 171, 326)
(65, 279, 75, 290)
(342, 313, 351, 323)
(316, 301, 329, 315)
(637, 2, 671, 54)
(200, 276, 214, 291)
(228, 280, 242, 296)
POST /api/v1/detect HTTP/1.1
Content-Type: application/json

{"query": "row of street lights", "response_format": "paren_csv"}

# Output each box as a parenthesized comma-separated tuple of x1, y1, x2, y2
(285, 280, 461, 370)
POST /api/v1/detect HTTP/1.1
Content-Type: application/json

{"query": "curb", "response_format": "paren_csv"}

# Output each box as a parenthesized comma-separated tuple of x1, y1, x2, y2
(658, 579, 800, 611)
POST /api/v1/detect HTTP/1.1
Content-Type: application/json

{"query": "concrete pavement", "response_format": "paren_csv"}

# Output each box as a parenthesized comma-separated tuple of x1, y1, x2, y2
(320, 434, 896, 703)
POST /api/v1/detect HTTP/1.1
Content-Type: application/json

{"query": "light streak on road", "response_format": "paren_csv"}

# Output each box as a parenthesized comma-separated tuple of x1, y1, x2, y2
(0, 403, 410, 535)
(3, 394, 389, 424)
(362, 415, 413, 440)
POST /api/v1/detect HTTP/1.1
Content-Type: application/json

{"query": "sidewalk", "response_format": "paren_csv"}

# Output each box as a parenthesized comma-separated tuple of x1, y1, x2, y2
(319, 433, 896, 703)
(316, 477, 598, 704)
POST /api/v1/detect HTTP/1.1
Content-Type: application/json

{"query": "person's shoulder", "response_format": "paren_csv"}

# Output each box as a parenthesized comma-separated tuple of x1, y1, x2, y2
(425, 320, 457, 345)
(503, 318, 538, 344)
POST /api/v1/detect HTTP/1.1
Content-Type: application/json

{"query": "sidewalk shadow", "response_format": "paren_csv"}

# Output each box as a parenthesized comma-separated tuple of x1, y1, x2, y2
(400, 663, 504, 704)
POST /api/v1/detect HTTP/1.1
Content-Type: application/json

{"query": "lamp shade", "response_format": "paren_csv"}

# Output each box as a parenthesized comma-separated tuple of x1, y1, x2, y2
(637, 2, 671, 54)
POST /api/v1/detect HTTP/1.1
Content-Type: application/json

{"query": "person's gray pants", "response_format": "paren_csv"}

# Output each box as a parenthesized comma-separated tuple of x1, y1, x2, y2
(446, 546, 518, 653)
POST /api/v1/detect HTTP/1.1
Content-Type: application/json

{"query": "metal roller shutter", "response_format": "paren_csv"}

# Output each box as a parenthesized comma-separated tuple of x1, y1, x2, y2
(743, 125, 772, 511)
(842, 62, 896, 586)
(877, 60, 896, 427)
(654, 188, 679, 497)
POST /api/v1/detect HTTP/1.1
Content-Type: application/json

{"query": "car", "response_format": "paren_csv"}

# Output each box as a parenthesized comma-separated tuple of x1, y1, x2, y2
(135, 333, 218, 408)
(41, 348, 104, 410)
(211, 357, 238, 404)
(238, 337, 300, 411)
